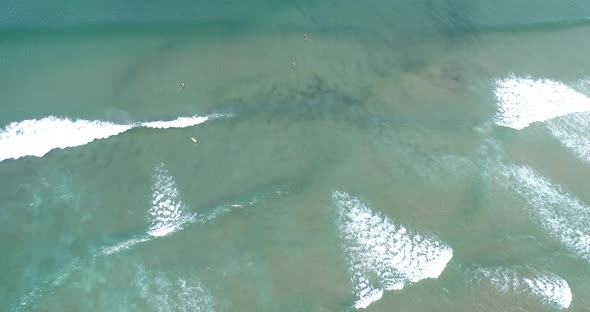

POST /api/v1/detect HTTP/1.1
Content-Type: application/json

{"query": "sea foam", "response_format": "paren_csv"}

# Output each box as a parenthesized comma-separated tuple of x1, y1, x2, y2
(141, 114, 225, 129)
(0, 116, 132, 162)
(147, 161, 194, 237)
(494, 76, 590, 130)
(501, 165, 590, 262)
(332, 191, 453, 309)
(470, 266, 572, 309)
(0, 114, 227, 162)
(547, 111, 590, 163)
(99, 164, 286, 256)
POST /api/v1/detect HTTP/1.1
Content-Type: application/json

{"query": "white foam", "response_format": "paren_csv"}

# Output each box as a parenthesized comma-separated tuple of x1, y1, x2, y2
(141, 115, 210, 129)
(99, 173, 285, 257)
(547, 111, 590, 163)
(100, 161, 193, 255)
(494, 76, 590, 130)
(0, 113, 228, 162)
(503, 165, 590, 262)
(0, 116, 133, 162)
(523, 275, 572, 309)
(471, 267, 572, 309)
(148, 162, 194, 237)
(332, 191, 453, 309)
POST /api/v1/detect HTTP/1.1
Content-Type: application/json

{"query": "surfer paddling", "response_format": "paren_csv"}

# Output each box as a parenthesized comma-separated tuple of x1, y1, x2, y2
(303, 33, 308, 41)
(179, 82, 185, 90)
(190, 137, 197, 143)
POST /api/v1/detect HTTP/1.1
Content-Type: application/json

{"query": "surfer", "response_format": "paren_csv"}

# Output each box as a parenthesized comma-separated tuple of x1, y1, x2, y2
(191, 137, 197, 143)
(180, 82, 185, 90)
(303, 33, 308, 41)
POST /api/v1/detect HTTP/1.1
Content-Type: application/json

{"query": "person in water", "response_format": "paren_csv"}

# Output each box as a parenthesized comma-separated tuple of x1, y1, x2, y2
(304, 33, 308, 41)
(180, 82, 185, 90)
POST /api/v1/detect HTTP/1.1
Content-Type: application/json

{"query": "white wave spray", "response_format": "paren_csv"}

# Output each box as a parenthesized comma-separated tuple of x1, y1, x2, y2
(332, 191, 453, 309)
(99, 165, 286, 256)
(494, 76, 590, 130)
(147, 161, 194, 237)
(501, 165, 590, 262)
(141, 113, 227, 129)
(546, 111, 590, 163)
(0, 116, 132, 162)
(0, 113, 228, 162)
(17, 163, 281, 310)
(469, 266, 572, 309)
(99, 161, 194, 255)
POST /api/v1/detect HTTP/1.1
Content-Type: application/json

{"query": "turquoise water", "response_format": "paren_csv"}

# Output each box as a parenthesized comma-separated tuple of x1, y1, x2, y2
(2, 1, 590, 311)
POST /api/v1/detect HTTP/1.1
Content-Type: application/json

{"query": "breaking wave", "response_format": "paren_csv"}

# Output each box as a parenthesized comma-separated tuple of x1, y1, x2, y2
(494, 76, 590, 130)
(501, 165, 590, 262)
(546, 111, 590, 163)
(332, 191, 453, 309)
(0, 113, 228, 162)
(469, 266, 572, 309)
(147, 161, 194, 237)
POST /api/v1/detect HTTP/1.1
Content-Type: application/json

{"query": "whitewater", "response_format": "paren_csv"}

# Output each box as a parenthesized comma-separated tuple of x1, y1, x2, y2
(0, 114, 229, 162)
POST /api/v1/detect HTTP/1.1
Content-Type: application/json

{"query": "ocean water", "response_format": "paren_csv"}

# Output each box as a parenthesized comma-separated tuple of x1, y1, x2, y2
(2, 0, 590, 311)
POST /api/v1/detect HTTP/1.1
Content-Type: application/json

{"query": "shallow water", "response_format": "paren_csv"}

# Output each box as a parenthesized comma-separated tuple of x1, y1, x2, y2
(2, 1, 590, 311)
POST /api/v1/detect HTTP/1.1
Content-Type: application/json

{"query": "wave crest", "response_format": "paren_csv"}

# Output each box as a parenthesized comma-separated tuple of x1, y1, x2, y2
(332, 191, 453, 309)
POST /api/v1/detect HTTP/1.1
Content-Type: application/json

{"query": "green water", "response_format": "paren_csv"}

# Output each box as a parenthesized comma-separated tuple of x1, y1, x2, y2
(2, 1, 590, 311)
